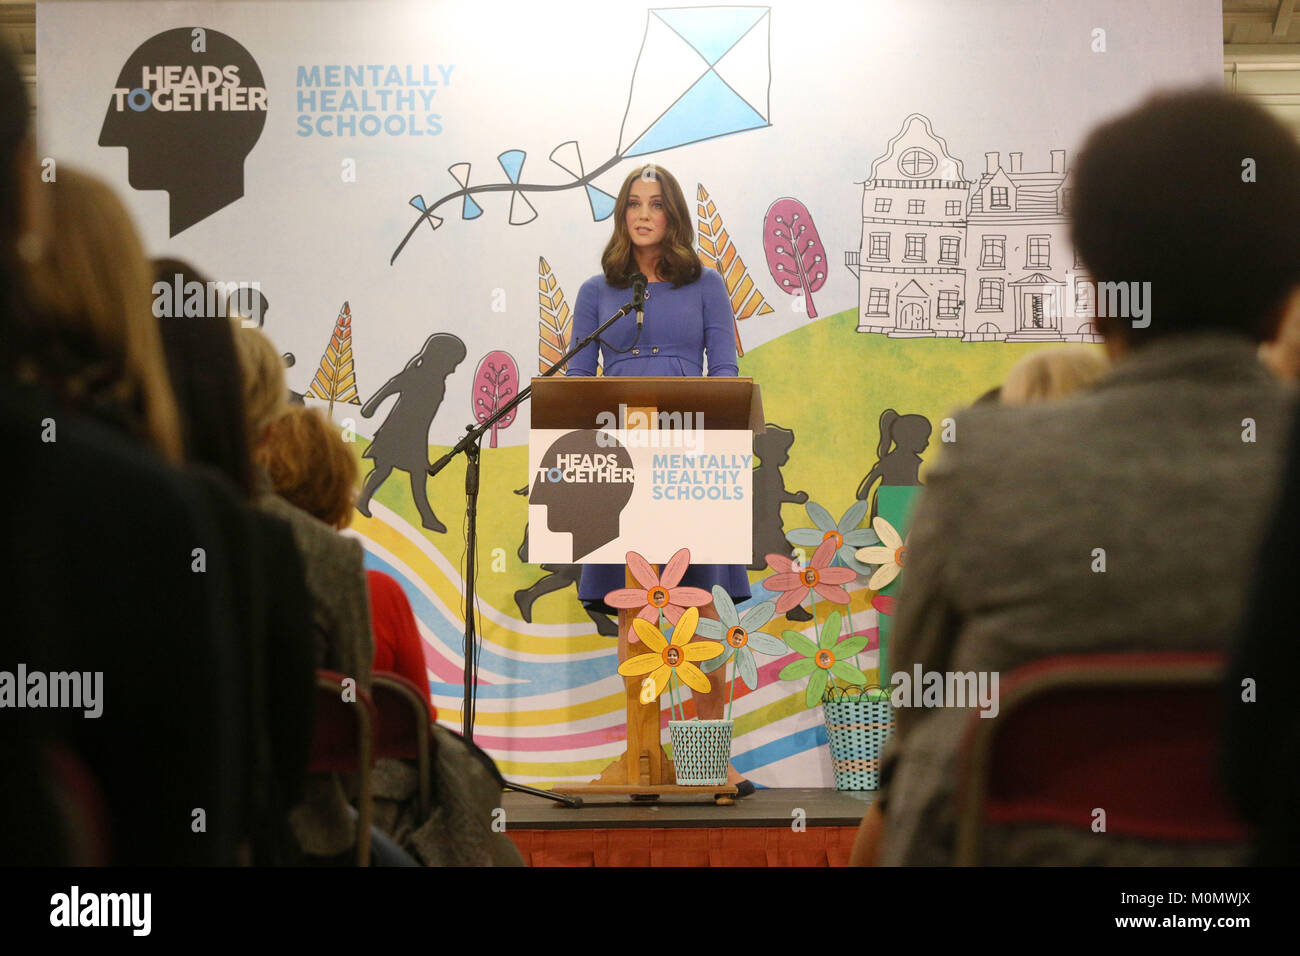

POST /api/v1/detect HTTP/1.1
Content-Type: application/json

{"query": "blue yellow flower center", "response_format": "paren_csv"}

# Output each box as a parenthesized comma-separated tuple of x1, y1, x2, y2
(822, 530, 842, 548)
(662, 645, 682, 667)
(726, 626, 749, 649)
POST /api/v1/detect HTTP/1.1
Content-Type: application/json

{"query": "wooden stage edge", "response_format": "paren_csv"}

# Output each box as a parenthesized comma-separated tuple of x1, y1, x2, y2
(501, 786, 878, 830)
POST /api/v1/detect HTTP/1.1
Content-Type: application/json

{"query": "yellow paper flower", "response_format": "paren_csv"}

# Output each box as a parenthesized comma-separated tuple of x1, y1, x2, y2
(616, 607, 724, 701)
(855, 515, 908, 591)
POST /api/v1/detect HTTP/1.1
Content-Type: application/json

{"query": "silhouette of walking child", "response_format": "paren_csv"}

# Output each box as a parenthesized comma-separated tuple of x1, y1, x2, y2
(356, 333, 467, 533)
(856, 409, 930, 519)
(751, 424, 813, 622)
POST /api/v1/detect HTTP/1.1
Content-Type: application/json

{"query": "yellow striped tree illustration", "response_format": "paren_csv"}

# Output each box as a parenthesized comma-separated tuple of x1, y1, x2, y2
(538, 256, 600, 375)
(308, 301, 361, 415)
(696, 183, 775, 357)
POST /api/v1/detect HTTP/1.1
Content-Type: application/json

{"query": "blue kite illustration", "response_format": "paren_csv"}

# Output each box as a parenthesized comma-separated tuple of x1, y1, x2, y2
(390, 5, 773, 264)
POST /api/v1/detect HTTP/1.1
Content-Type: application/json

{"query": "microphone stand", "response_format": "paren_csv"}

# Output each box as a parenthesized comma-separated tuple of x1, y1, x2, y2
(428, 291, 642, 806)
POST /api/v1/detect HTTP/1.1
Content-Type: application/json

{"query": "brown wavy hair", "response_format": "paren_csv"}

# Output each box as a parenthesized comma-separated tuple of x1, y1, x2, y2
(254, 405, 359, 530)
(600, 164, 701, 288)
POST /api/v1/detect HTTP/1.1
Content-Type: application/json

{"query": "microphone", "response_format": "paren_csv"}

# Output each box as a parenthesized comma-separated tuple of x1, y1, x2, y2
(630, 272, 647, 330)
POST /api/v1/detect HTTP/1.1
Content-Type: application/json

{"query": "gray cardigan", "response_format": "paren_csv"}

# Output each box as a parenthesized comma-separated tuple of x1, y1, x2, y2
(255, 477, 373, 857)
(877, 334, 1295, 865)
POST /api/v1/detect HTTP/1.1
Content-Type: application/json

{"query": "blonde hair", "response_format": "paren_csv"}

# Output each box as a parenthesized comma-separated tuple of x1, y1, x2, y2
(254, 405, 358, 529)
(230, 319, 287, 442)
(1001, 347, 1109, 406)
(22, 166, 182, 460)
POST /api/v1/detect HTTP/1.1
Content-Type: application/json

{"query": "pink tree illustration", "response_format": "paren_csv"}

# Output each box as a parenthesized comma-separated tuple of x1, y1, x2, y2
(763, 198, 828, 318)
(472, 350, 518, 448)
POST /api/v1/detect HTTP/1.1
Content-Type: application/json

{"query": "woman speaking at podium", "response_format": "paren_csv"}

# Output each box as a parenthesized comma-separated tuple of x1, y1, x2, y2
(568, 163, 753, 794)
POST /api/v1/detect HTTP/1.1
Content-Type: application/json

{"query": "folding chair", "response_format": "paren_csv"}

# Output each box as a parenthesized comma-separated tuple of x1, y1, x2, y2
(954, 651, 1249, 865)
(309, 670, 377, 866)
(371, 672, 437, 818)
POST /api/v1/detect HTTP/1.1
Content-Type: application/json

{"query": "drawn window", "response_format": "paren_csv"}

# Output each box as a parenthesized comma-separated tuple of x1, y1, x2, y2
(868, 288, 890, 315)
(990, 186, 1010, 209)
(1027, 235, 1050, 269)
(980, 236, 1005, 268)
(937, 290, 959, 316)
(908, 199, 924, 215)
(904, 234, 925, 261)
(945, 200, 961, 216)
(874, 198, 892, 213)
(1075, 280, 1095, 315)
(1073, 246, 1084, 269)
(869, 233, 889, 260)
(939, 237, 959, 264)
(978, 278, 1004, 311)
(899, 148, 937, 177)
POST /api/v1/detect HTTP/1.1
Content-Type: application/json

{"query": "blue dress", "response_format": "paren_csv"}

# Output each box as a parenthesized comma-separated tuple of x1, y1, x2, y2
(568, 267, 752, 607)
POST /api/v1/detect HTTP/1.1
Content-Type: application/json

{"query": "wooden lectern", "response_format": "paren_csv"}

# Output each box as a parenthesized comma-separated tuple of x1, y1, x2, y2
(529, 376, 764, 805)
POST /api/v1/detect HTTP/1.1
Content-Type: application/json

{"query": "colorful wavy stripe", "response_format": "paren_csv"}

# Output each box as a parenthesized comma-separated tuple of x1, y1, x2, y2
(350, 501, 880, 785)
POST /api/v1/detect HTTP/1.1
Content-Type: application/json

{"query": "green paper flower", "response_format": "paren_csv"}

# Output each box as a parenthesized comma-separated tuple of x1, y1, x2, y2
(778, 610, 870, 708)
(695, 586, 786, 690)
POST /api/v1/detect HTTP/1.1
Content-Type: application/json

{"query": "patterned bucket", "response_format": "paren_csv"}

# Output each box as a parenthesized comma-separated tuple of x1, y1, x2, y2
(822, 692, 894, 791)
(668, 719, 733, 786)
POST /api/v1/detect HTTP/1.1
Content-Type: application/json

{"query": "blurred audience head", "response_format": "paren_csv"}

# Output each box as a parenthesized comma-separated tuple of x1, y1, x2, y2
(1259, 307, 1300, 384)
(20, 166, 182, 460)
(1070, 89, 1300, 354)
(154, 258, 256, 495)
(255, 405, 358, 530)
(230, 319, 288, 446)
(1001, 347, 1109, 406)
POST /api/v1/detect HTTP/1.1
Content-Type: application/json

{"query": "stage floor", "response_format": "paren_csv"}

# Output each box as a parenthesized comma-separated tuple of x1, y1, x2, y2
(501, 787, 876, 829)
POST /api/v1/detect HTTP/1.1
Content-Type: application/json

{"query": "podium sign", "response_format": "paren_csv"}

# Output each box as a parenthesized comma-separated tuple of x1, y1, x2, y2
(528, 428, 753, 564)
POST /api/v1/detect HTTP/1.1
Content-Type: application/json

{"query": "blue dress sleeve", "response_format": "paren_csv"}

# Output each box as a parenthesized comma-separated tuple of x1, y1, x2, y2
(567, 276, 602, 377)
(700, 268, 738, 377)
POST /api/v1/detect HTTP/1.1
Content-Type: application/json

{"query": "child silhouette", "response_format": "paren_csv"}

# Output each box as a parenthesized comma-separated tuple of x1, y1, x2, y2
(750, 424, 808, 569)
(356, 333, 467, 532)
(856, 409, 930, 519)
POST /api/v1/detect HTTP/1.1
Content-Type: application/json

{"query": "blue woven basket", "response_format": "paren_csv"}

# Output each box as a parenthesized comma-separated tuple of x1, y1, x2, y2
(668, 719, 733, 786)
(822, 690, 894, 791)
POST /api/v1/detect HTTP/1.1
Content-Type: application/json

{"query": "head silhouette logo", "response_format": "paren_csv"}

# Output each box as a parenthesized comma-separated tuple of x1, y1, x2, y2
(100, 28, 268, 236)
(532, 431, 636, 561)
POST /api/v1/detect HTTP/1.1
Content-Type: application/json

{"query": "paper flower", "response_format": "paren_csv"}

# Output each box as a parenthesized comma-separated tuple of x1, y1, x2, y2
(618, 607, 724, 702)
(762, 537, 856, 613)
(695, 586, 785, 691)
(855, 516, 908, 591)
(779, 611, 870, 708)
(871, 594, 897, 617)
(785, 498, 879, 575)
(604, 548, 711, 642)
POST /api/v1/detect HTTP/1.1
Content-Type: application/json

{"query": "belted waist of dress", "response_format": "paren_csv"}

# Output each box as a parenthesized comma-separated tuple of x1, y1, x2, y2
(602, 345, 703, 374)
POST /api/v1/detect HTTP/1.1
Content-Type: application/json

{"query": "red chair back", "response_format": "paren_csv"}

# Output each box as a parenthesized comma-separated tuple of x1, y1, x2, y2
(371, 672, 435, 816)
(955, 652, 1248, 864)
(309, 670, 376, 864)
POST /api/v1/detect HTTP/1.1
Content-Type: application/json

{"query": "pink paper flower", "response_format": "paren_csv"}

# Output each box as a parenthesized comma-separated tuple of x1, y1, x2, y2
(871, 594, 897, 617)
(603, 548, 711, 643)
(762, 537, 856, 614)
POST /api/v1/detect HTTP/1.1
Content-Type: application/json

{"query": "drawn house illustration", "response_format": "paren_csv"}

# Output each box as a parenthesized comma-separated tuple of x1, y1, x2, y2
(845, 114, 971, 338)
(966, 149, 1099, 342)
(848, 115, 1103, 344)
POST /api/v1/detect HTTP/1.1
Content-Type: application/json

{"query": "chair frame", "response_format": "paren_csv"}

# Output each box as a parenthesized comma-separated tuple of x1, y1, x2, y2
(313, 670, 376, 866)
(954, 651, 1230, 866)
(370, 672, 436, 818)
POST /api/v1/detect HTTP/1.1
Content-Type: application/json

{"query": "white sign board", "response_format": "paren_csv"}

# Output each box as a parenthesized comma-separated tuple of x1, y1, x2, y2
(528, 429, 752, 564)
